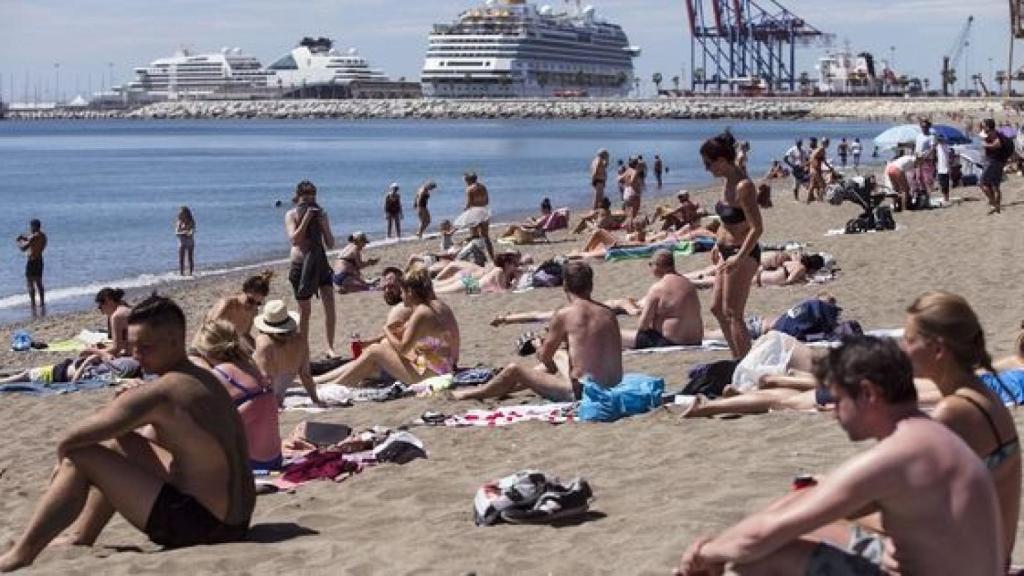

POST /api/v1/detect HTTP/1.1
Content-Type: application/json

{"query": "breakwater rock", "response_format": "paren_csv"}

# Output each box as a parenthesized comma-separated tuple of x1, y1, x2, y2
(4, 97, 1011, 122)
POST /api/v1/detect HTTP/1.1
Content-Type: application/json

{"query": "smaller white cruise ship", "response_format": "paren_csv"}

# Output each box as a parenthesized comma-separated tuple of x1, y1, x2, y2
(122, 47, 269, 101)
(266, 37, 419, 98)
(816, 51, 898, 95)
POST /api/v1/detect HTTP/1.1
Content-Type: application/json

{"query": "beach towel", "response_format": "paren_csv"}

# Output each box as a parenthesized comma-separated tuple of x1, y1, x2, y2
(441, 403, 576, 427)
(803, 328, 906, 349)
(44, 329, 110, 353)
(604, 238, 713, 262)
(274, 429, 426, 490)
(282, 383, 411, 412)
(577, 374, 664, 422)
(623, 339, 730, 356)
(541, 208, 570, 232)
(0, 378, 112, 397)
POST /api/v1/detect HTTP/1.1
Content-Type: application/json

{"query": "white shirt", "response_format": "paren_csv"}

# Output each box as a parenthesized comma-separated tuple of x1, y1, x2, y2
(851, 141, 862, 155)
(785, 145, 807, 166)
(935, 142, 951, 175)
(914, 133, 936, 157)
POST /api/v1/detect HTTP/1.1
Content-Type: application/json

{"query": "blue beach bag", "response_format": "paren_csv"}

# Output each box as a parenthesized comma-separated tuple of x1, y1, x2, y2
(577, 373, 665, 422)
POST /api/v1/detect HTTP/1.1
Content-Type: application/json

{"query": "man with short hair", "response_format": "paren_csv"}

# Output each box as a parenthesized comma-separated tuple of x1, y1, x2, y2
(0, 295, 255, 572)
(453, 261, 623, 401)
(674, 337, 1004, 576)
(622, 249, 702, 349)
(980, 118, 1006, 214)
(590, 149, 609, 210)
(16, 218, 47, 310)
(462, 172, 495, 262)
(784, 139, 808, 201)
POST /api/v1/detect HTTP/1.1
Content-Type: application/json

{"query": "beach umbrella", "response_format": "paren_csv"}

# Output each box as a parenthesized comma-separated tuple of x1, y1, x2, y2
(872, 124, 921, 150)
(930, 124, 971, 145)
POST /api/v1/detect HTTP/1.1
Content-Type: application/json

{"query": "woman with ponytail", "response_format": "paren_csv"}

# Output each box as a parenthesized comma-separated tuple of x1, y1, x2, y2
(192, 320, 282, 471)
(903, 291, 1020, 561)
(700, 130, 763, 358)
(90, 287, 132, 357)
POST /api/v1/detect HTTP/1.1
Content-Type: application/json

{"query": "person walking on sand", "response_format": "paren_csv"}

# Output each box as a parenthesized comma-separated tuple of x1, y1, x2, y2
(285, 180, 338, 357)
(806, 137, 831, 203)
(674, 337, 1004, 576)
(783, 139, 808, 201)
(980, 118, 1007, 214)
(590, 149, 609, 210)
(174, 206, 195, 276)
(702, 131, 763, 359)
(16, 218, 47, 311)
(0, 295, 255, 572)
(414, 181, 436, 239)
(461, 172, 495, 263)
(384, 183, 403, 239)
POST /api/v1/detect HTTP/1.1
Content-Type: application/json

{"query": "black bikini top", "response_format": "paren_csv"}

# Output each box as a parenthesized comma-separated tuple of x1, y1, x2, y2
(715, 201, 747, 225)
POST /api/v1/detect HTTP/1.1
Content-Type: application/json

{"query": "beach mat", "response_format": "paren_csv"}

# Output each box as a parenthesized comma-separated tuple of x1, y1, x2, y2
(0, 378, 112, 397)
(44, 329, 110, 353)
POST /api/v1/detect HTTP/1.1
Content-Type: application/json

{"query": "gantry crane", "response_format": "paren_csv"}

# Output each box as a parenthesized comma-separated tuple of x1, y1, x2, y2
(941, 15, 973, 96)
(684, 0, 831, 92)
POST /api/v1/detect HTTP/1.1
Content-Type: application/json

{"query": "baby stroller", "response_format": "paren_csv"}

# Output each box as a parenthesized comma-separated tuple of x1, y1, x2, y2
(826, 174, 896, 234)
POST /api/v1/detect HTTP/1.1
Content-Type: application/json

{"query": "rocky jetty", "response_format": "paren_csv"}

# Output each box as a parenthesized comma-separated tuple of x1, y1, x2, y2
(4, 97, 1011, 122)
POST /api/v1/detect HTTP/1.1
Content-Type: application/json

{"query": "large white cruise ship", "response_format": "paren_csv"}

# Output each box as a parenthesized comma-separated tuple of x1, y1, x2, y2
(122, 47, 269, 101)
(422, 0, 639, 98)
(266, 37, 420, 98)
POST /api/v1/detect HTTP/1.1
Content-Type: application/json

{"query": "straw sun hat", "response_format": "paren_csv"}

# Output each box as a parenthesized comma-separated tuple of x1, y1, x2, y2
(254, 300, 299, 334)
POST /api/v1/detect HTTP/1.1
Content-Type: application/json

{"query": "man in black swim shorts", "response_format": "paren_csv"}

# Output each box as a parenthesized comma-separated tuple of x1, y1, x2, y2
(622, 250, 704, 350)
(0, 295, 255, 571)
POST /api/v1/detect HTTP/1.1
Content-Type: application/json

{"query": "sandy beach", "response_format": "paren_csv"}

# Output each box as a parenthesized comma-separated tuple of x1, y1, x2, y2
(0, 169, 1022, 574)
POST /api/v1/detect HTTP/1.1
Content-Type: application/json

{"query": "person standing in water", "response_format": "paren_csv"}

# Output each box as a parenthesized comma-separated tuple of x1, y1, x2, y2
(414, 181, 436, 239)
(16, 218, 47, 311)
(175, 206, 195, 276)
(383, 183, 403, 239)
(590, 149, 609, 210)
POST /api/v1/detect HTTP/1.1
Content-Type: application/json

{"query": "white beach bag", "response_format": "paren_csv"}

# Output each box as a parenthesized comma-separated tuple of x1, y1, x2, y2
(731, 331, 798, 393)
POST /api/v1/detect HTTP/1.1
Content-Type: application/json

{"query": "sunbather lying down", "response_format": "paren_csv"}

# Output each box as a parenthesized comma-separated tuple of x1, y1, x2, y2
(0, 353, 141, 385)
(686, 251, 828, 289)
(433, 252, 525, 294)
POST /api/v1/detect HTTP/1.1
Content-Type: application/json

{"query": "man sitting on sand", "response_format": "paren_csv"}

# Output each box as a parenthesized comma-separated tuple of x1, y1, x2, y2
(453, 261, 623, 402)
(205, 271, 272, 347)
(253, 299, 320, 405)
(674, 337, 1004, 575)
(622, 249, 702, 349)
(0, 295, 255, 572)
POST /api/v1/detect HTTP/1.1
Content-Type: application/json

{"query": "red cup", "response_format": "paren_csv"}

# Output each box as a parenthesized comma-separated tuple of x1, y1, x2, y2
(350, 339, 363, 358)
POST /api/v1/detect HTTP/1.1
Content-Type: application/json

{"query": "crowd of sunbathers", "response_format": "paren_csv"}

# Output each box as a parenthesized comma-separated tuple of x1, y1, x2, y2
(3, 130, 1023, 574)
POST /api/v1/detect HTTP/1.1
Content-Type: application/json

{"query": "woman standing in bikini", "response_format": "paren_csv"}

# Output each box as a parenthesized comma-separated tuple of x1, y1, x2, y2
(902, 291, 1021, 563)
(701, 131, 763, 358)
(414, 181, 436, 239)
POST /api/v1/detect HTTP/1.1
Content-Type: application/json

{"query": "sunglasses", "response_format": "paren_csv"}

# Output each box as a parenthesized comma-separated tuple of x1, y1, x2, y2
(245, 296, 264, 307)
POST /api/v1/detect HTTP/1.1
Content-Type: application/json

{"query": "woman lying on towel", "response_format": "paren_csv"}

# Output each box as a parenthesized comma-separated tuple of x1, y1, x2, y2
(433, 251, 525, 294)
(314, 265, 460, 387)
(190, 319, 283, 472)
(687, 250, 827, 289)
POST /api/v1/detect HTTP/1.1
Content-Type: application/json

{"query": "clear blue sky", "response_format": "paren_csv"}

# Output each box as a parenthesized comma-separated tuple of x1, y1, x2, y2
(0, 0, 1013, 101)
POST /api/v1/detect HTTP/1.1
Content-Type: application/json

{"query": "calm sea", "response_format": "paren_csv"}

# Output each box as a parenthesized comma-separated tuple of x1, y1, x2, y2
(0, 118, 885, 323)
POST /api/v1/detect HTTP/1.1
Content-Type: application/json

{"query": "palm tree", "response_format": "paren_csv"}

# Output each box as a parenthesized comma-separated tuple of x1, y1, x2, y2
(671, 75, 680, 93)
(652, 72, 663, 94)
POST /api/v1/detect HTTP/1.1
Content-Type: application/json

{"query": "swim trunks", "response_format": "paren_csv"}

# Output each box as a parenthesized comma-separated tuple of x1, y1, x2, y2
(981, 160, 1005, 187)
(634, 329, 678, 350)
(288, 259, 332, 301)
(145, 483, 248, 548)
(25, 257, 43, 279)
(806, 541, 882, 576)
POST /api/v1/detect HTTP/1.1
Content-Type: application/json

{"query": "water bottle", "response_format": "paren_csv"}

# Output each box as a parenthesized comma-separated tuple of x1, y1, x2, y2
(11, 330, 31, 352)
(350, 333, 363, 359)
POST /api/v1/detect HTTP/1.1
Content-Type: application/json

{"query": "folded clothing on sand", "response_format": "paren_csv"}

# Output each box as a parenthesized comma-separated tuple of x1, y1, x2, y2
(473, 470, 592, 526)
(577, 373, 665, 422)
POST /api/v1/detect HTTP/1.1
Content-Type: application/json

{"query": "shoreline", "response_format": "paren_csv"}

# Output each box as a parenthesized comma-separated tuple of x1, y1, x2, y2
(3, 96, 1014, 122)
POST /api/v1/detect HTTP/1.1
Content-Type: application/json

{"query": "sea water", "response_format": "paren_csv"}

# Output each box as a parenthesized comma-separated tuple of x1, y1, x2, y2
(0, 118, 885, 323)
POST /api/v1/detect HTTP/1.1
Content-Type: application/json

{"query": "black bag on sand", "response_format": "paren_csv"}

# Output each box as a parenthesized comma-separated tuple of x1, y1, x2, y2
(681, 360, 738, 399)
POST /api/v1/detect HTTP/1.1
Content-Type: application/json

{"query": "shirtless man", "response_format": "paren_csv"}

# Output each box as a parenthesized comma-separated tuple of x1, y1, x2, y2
(0, 295, 255, 572)
(205, 272, 272, 347)
(463, 172, 495, 263)
(806, 137, 831, 203)
(674, 337, 1003, 576)
(252, 299, 319, 404)
(590, 149, 609, 210)
(622, 250, 702, 349)
(16, 218, 47, 310)
(453, 261, 623, 402)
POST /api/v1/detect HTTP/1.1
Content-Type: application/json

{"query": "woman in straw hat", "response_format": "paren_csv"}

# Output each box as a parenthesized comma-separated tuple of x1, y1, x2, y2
(252, 300, 320, 405)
